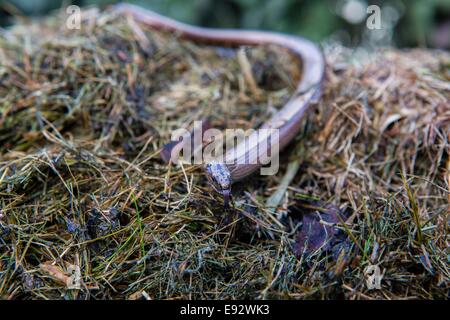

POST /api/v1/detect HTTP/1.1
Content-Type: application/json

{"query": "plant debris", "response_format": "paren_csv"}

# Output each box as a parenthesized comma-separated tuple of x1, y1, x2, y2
(0, 8, 448, 299)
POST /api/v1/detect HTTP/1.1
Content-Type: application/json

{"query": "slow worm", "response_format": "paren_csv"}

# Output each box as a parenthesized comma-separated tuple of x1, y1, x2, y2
(113, 4, 325, 204)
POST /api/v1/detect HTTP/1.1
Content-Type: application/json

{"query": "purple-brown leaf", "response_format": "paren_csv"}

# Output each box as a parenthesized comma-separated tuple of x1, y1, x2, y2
(290, 201, 343, 258)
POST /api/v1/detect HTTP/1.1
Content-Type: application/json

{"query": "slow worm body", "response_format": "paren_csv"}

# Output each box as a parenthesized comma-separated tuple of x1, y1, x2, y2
(114, 4, 325, 203)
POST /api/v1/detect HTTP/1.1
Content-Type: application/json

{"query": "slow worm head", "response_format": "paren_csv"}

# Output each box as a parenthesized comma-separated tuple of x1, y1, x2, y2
(113, 4, 326, 204)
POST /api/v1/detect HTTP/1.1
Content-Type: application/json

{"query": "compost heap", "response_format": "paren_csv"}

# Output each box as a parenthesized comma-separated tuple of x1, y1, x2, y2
(0, 8, 448, 299)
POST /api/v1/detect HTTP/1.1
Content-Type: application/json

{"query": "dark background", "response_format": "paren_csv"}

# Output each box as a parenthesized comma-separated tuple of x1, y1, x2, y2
(0, 0, 449, 48)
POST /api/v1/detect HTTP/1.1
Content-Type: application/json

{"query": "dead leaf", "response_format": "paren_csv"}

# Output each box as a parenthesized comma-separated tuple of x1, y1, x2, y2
(39, 262, 70, 286)
(289, 200, 347, 258)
